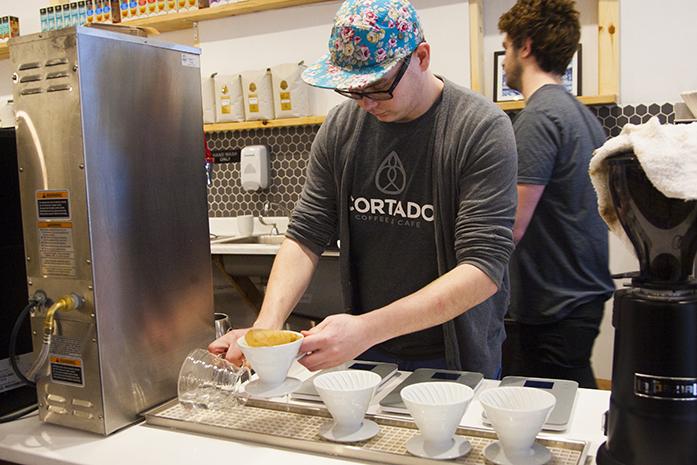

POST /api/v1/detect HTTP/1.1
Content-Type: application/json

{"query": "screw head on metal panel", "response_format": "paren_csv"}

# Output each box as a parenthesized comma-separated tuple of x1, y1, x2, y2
(19, 167, 23, 172)
(11, 73, 18, 83)
(92, 338, 96, 343)
(26, 256, 31, 261)
(27, 279, 32, 286)
(79, 163, 84, 169)
(86, 259, 91, 264)
(88, 285, 93, 290)
(73, 65, 78, 72)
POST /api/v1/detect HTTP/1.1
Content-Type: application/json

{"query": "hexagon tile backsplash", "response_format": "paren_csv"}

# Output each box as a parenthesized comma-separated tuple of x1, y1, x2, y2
(207, 125, 318, 218)
(206, 102, 674, 218)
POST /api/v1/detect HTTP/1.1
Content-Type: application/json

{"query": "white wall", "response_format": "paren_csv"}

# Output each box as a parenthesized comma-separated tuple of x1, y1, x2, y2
(620, 0, 697, 105)
(2, 0, 692, 381)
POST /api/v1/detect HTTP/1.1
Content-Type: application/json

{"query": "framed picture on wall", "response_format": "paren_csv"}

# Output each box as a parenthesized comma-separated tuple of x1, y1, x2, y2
(562, 44, 582, 96)
(493, 44, 582, 102)
(493, 51, 524, 102)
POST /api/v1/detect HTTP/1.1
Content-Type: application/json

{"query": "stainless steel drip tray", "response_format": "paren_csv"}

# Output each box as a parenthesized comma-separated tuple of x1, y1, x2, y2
(143, 399, 590, 465)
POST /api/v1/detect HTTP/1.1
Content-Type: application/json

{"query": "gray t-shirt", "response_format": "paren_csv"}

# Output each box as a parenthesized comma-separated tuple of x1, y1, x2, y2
(509, 84, 614, 324)
(349, 95, 442, 359)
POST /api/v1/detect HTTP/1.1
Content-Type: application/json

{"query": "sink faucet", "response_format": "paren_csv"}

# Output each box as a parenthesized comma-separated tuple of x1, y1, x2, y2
(258, 201, 280, 235)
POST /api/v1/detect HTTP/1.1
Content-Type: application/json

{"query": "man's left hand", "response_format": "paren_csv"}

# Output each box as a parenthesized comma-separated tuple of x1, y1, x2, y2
(299, 313, 375, 371)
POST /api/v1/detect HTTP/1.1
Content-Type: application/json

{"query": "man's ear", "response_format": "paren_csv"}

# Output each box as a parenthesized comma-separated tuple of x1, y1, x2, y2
(519, 37, 533, 59)
(413, 42, 431, 71)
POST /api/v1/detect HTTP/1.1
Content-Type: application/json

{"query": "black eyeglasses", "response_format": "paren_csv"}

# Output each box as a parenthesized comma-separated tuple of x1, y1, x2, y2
(334, 57, 410, 101)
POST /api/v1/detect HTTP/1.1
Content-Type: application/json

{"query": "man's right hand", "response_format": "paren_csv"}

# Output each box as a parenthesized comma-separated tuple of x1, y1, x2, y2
(207, 327, 250, 366)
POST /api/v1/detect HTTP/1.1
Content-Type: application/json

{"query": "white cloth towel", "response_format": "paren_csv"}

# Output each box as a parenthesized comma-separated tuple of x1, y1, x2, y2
(589, 117, 697, 248)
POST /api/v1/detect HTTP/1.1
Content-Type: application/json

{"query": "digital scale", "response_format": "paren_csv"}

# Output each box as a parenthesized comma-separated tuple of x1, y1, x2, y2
(482, 376, 579, 431)
(291, 360, 398, 402)
(379, 368, 484, 414)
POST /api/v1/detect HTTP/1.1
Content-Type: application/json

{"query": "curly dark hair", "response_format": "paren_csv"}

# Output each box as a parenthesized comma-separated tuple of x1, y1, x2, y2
(498, 0, 580, 75)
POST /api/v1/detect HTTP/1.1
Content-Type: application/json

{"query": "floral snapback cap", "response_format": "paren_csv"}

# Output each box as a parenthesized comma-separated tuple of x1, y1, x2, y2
(301, 0, 424, 90)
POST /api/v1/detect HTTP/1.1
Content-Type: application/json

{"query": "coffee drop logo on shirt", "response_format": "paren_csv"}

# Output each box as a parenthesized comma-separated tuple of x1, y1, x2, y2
(375, 151, 406, 195)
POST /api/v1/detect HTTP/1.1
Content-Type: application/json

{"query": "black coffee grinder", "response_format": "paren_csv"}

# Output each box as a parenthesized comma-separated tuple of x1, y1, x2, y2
(597, 152, 697, 465)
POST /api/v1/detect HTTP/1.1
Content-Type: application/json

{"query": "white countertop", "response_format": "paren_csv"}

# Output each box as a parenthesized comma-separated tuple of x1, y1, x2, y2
(0, 364, 609, 465)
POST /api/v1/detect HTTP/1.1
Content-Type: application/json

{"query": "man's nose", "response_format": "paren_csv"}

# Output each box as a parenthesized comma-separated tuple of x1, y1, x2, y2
(357, 96, 378, 111)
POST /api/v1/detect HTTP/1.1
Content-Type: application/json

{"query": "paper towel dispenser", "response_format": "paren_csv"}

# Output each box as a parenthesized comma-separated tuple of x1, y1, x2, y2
(241, 145, 270, 191)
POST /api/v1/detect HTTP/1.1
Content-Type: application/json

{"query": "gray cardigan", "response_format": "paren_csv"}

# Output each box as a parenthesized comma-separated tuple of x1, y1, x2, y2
(286, 79, 517, 378)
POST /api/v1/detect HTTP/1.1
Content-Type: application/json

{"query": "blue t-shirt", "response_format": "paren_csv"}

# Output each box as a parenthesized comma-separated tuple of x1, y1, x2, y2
(509, 84, 614, 324)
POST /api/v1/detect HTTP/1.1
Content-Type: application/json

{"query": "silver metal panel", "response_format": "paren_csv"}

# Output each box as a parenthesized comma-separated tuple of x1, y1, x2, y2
(11, 28, 213, 435)
(11, 28, 107, 434)
(76, 30, 213, 435)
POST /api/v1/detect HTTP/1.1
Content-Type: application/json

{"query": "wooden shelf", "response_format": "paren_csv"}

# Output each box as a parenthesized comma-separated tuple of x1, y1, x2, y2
(203, 95, 617, 130)
(496, 94, 617, 112)
(0, 42, 8, 60)
(127, 0, 331, 33)
(204, 115, 325, 132)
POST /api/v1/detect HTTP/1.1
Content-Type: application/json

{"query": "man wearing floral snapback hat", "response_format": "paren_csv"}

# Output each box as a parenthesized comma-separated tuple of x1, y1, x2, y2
(210, 0, 518, 378)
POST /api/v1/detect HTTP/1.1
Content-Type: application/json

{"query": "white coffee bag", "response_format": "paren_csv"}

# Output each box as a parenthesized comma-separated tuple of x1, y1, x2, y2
(270, 62, 311, 119)
(240, 69, 274, 121)
(214, 73, 245, 123)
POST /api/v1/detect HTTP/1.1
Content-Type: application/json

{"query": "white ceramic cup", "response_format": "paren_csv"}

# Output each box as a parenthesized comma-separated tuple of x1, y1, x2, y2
(236, 214, 254, 236)
(478, 386, 556, 459)
(313, 370, 382, 435)
(237, 331, 303, 388)
(401, 382, 474, 450)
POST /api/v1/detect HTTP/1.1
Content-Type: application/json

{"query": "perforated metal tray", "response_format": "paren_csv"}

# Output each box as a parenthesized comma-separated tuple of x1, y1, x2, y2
(144, 398, 590, 465)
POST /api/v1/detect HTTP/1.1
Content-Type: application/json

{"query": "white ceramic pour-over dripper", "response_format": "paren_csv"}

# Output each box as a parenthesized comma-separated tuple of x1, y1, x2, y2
(400, 382, 474, 457)
(478, 386, 556, 462)
(313, 370, 382, 440)
(237, 331, 303, 388)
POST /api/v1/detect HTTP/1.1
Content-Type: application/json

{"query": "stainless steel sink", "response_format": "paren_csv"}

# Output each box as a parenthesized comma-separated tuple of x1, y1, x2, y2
(211, 234, 286, 245)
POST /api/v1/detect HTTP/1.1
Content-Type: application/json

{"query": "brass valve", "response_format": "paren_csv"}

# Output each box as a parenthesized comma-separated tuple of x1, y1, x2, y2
(42, 293, 84, 339)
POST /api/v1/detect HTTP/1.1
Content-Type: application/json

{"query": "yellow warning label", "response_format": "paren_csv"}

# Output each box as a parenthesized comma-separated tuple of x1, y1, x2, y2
(38, 221, 76, 278)
(37, 191, 69, 200)
(38, 221, 73, 228)
(50, 356, 82, 366)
